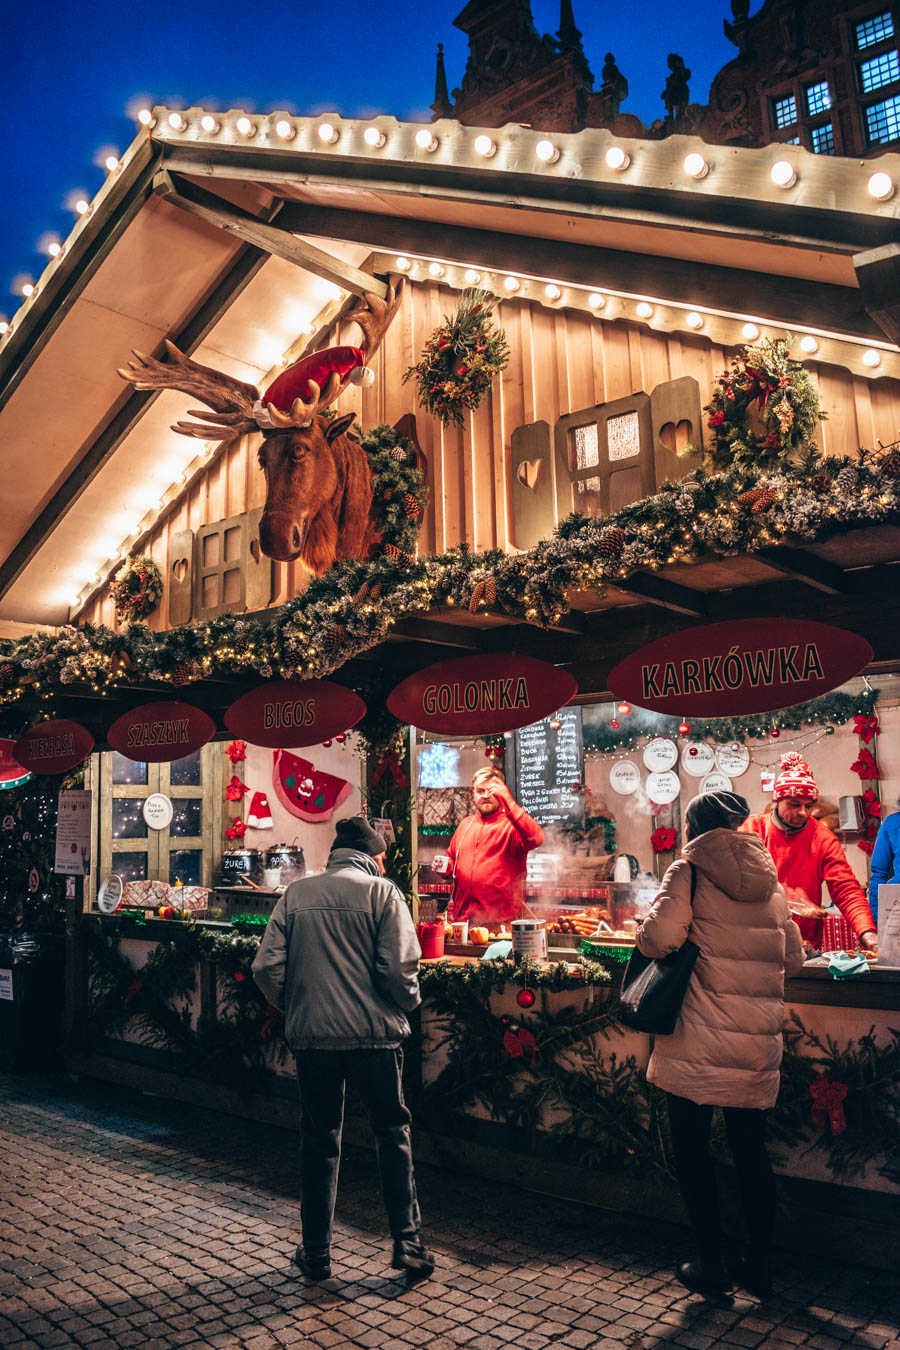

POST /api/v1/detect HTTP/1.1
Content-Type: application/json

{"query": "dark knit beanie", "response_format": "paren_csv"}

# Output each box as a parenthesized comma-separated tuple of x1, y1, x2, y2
(684, 790, 751, 839)
(332, 815, 387, 857)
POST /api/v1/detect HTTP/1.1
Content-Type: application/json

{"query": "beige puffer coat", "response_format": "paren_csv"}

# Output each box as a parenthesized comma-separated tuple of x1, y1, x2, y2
(637, 828, 805, 1109)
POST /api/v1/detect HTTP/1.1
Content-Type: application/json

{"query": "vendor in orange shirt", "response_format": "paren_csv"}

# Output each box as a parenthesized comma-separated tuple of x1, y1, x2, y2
(740, 752, 877, 952)
(443, 767, 544, 927)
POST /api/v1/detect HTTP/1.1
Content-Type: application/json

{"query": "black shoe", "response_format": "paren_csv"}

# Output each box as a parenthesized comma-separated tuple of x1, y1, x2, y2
(728, 1255, 772, 1299)
(293, 1245, 331, 1280)
(676, 1260, 732, 1297)
(392, 1235, 435, 1282)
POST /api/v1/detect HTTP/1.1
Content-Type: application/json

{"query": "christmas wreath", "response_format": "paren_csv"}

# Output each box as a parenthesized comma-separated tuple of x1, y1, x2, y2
(110, 556, 163, 623)
(702, 335, 825, 472)
(404, 288, 510, 427)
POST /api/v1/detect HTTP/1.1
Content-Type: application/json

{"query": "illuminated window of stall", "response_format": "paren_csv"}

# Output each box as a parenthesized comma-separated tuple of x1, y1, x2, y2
(607, 411, 641, 461)
(574, 475, 604, 515)
(573, 423, 600, 471)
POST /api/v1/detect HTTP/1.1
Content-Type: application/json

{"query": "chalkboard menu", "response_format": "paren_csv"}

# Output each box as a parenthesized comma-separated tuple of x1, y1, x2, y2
(514, 707, 585, 827)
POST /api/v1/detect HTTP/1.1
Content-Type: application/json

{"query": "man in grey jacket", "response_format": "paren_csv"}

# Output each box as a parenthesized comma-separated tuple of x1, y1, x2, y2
(252, 816, 434, 1283)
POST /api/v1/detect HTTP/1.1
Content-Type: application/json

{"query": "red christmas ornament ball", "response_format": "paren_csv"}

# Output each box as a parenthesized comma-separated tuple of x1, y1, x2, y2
(689, 745, 699, 757)
(516, 988, 536, 1009)
(770, 727, 780, 739)
(322, 739, 333, 747)
(617, 701, 632, 716)
(678, 720, 691, 735)
(335, 732, 347, 744)
(610, 718, 620, 730)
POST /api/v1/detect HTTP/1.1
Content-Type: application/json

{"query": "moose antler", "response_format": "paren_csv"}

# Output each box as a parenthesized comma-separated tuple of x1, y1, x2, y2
(118, 340, 261, 443)
(346, 274, 406, 361)
(256, 372, 344, 429)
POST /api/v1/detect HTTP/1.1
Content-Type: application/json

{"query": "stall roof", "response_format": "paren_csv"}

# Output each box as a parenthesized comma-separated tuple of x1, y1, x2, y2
(0, 109, 899, 628)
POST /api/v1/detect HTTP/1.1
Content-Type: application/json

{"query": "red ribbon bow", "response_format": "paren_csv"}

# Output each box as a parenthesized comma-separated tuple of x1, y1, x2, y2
(502, 1026, 539, 1065)
(809, 1075, 848, 1136)
(854, 714, 880, 744)
(373, 748, 409, 788)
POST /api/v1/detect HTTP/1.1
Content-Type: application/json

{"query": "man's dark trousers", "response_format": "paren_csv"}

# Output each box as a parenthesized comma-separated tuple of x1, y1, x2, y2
(294, 1047, 421, 1252)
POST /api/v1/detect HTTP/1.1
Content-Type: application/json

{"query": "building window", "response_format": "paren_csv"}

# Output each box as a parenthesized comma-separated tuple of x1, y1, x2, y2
(785, 135, 801, 145)
(805, 81, 832, 115)
(859, 48, 900, 91)
(856, 11, 895, 50)
(772, 93, 798, 128)
(866, 93, 900, 142)
(811, 122, 836, 154)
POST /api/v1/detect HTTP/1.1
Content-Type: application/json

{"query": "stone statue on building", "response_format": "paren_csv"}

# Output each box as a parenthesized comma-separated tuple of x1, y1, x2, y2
(600, 52, 628, 117)
(662, 53, 691, 121)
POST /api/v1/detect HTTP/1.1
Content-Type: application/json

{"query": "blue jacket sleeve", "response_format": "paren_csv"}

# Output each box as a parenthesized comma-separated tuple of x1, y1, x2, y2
(869, 812, 900, 919)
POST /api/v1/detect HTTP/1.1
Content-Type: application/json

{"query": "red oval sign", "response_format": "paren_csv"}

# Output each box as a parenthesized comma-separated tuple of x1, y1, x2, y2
(224, 679, 366, 748)
(107, 701, 216, 763)
(0, 738, 32, 788)
(14, 719, 94, 775)
(387, 654, 578, 734)
(608, 619, 873, 717)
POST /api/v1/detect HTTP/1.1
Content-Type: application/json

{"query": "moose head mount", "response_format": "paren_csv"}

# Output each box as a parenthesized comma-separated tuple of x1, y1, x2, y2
(118, 276, 406, 575)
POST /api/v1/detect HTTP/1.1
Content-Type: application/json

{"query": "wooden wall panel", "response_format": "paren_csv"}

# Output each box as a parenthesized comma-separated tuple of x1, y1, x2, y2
(76, 280, 900, 632)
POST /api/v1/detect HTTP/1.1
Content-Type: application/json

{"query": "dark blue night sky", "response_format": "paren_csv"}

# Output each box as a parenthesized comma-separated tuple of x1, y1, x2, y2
(3, 0, 737, 316)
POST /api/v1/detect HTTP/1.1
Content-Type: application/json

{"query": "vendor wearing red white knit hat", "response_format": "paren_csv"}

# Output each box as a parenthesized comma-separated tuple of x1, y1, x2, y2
(741, 752, 877, 951)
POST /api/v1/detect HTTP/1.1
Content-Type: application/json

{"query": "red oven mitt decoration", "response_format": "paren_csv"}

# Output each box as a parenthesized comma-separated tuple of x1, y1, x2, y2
(273, 750, 352, 823)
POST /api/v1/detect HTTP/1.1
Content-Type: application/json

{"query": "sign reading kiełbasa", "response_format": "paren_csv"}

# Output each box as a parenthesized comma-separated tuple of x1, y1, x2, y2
(388, 654, 578, 734)
(106, 701, 216, 763)
(609, 619, 873, 718)
(224, 679, 366, 748)
(14, 720, 94, 775)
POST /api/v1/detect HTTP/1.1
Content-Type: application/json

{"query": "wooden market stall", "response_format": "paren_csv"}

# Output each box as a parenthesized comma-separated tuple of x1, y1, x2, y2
(0, 99, 898, 1255)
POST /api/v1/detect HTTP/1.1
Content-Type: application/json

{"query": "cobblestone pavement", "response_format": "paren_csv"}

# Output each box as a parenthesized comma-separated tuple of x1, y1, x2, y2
(1, 1073, 898, 1350)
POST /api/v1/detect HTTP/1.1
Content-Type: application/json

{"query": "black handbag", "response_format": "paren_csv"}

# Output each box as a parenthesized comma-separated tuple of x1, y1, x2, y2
(619, 862, 700, 1035)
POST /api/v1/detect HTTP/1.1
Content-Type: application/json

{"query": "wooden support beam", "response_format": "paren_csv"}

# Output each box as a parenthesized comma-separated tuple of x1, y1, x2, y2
(753, 547, 849, 595)
(155, 171, 387, 299)
(609, 573, 708, 617)
(389, 618, 485, 650)
(0, 242, 270, 602)
(853, 242, 900, 347)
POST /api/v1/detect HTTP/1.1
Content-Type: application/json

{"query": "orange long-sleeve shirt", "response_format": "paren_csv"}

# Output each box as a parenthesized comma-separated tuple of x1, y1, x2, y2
(447, 798, 544, 925)
(741, 812, 876, 943)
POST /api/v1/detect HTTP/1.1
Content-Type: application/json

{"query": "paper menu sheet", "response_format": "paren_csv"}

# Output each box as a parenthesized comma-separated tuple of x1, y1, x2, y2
(54, 789, 93, 875)
(877, 883, 900, 968)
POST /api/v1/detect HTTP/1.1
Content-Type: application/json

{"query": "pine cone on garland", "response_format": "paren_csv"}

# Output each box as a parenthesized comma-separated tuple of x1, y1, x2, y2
(172, 661, 199, 687)
(774, 396, 794, 432)
(483, 575, 497, 606)
(469, 581, 485, 613)
(737, 487, 777, 512)
(390, 446, 408, 462)
(402, 492, 422, 519)
(383, 489, 394, 501)
(383, 544, 414, 565)
(598, 527, 626, 559)
(322, 624, 347, 651)
(835, 465, 858, 493)
(0, 662, 15, 686)
(353, 581, 371, 605)
(879, 451, 900, 479)
(809, 473, 831, 494)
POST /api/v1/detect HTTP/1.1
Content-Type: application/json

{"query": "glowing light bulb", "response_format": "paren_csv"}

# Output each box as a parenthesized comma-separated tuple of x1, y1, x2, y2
(0, 320, 8, 335)
(742, 322, 760, 340)
(868, 171, 894, 201)
(683, 152, 708, 179)
(428, 262, 445, 277)
(137, 108, 153, 126)
(46, 240, 62, 258)
(799, 335, 818, 354)
(317, 122, 339, 144)
(236, 116, 255, 136)
(474, 134, 496, 157)
(275, 118, 295, 141)
(167, 112, 185, 131)
(686, 311, 703, 329)
(535, 139, 559, 163)
(464, 269, 481, 284)
(74, 198, 90, 216)
(862, 349, 882, 368)
(364, 126, 385, 148)
(104, 155, 119, 173)
(544, 283, 561, 300)
(605, 145, 630, 170)
(636, 301, 653, 318)
(20, 282, 34, 298)
(588, 292, 605, 309)
(395, 256, 411, 271)
(200, 115, 219, 133)
(415, 129, 438, 151)
(503, 275, 520, 292)
(771, 160, 796, 188)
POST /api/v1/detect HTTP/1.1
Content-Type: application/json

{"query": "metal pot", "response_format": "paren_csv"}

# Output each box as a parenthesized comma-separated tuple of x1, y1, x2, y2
(219, 847, 264, 886)
(264, 843, 306, 885)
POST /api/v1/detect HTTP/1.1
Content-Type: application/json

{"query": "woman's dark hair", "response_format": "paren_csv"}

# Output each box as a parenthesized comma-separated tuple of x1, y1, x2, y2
(684, 790, 751, 839)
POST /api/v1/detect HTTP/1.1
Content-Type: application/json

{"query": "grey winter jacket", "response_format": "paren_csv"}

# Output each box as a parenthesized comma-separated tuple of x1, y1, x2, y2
(637, 829, 805, 1109)
(251, 849, 422, 1051)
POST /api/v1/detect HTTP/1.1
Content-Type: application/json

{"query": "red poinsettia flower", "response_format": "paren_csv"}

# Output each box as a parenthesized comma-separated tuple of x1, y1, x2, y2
(226, 740, 247, 764)
(850, 749, 880, 780)
(709, 410, 726, 426)
(226, 816, 248, 841)
(225, 775, 250, 802)
(651, 827, 677, 852)
(233, 971, 246, 983)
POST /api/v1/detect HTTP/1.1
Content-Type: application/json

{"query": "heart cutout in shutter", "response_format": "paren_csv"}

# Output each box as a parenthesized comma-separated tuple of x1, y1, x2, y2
(172, 558, 188, 583)
(516, 458, 545, 491)
(658, 420, 693, 454)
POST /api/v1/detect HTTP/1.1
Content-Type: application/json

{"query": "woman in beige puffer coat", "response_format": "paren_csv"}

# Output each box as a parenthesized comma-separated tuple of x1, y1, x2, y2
(637, 790, 804, 1300)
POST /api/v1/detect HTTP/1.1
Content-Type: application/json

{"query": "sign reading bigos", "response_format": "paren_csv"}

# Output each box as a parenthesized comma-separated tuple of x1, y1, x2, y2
(608, 619, 873, 718)
(388, 654, 577, 735)
(224, 679, 366, 748)
(107, 701, 216, 763)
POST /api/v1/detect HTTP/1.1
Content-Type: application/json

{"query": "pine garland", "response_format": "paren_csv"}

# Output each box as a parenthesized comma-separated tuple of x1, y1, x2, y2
(403, 289, 510, 426)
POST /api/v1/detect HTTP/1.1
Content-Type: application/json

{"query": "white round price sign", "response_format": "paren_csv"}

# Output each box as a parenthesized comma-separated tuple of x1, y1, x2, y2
(609, 761, 641, 795)
(643, 737, 678, 772)
(715, 741, 750, 777)
(143, 793, 174, 831)
(700, 771, 733, 795)
(646, 770, 681, 805)
(681, 741, 715, 777)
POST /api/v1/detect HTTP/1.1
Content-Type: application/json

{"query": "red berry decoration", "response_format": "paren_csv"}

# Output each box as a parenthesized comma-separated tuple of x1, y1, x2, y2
(500, 1015, 512, 1026)
(516, 988, 536, 1009)
(610, 718, 620, 730)
(771, 727, 781, 738)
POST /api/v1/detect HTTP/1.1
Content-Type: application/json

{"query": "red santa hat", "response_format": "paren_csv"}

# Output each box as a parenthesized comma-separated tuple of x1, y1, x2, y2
(247, 791, 274, 829)
(773, 752, 818, 802)
(261, 345, 374, 414)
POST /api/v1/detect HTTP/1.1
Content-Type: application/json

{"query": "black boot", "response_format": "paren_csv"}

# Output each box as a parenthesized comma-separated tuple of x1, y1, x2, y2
(392, 1234, 435, 1281)
(293, 1245, 331, 1280)
(729, 1253, 772, 1299)
(676, 1259, 732, 1297)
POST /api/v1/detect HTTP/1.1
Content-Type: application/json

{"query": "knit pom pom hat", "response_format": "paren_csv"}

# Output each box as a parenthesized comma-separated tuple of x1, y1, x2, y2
(773, 752, 818, 801)
(332, 815, 387, 857)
